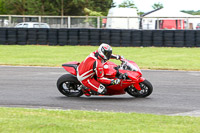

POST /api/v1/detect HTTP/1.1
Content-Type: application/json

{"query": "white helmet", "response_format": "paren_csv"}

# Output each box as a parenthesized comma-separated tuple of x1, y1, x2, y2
(98, 43, 112, 61)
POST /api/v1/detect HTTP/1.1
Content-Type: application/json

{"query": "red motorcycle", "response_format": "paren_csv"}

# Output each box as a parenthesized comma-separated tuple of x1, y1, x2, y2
(57, 58, 153, 97)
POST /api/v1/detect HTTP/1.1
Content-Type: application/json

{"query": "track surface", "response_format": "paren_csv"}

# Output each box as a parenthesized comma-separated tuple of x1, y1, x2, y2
(0, 66, 200, 116)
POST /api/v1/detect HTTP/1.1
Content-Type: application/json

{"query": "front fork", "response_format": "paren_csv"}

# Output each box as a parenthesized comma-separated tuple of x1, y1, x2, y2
(133, 77, 145, 91)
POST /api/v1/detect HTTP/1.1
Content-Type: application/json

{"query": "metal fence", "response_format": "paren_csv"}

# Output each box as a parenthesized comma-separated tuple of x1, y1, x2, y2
(1, 15, 200, 29)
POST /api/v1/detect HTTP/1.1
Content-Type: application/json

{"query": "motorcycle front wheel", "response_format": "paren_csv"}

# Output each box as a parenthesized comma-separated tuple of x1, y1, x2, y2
(126, 79, 153, 98)
(57, 74, 83, 97)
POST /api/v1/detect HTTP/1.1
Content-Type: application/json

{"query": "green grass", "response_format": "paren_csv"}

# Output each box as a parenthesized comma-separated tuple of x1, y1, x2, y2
(0, 45, 200, 70)
(0, 107, 200, 133)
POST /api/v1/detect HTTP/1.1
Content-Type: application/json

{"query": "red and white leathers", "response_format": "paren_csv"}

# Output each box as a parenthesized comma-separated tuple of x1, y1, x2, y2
(77, 50, 118, 94)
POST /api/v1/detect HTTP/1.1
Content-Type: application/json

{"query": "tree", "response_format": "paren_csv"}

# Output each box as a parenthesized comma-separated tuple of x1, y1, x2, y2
(138, 11, 144, 16)
(181, 10, 200, 15)
(119, 0, 136, 8)
(0, 0, 7, 14)
(152, 2, 163, 10)
(0, 0, 114, 16)
(4, 0, 28, 15)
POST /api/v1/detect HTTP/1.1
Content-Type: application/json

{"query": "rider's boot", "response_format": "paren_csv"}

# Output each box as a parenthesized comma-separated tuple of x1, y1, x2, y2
(81, 85, 91, 96)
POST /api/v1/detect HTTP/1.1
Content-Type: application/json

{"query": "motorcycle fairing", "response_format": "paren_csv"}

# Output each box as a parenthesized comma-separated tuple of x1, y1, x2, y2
(62, 61, 80, 76)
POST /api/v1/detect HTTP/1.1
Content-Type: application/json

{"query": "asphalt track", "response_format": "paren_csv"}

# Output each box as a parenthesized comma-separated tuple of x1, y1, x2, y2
(0, 66, 200, 116)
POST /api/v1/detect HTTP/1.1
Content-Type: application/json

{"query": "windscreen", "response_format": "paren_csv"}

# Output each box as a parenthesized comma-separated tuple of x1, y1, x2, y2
(121, 61, 138, 71)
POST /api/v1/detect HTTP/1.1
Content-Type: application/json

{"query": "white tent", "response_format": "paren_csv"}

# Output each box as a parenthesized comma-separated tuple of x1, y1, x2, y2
(142, 8, 197, 29)
(106, 8, 139, 29)
(144, 8, 193, 18)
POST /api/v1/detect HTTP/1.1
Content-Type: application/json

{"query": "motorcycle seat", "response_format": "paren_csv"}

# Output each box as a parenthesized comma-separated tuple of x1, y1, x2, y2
(62, 64, 78, 70)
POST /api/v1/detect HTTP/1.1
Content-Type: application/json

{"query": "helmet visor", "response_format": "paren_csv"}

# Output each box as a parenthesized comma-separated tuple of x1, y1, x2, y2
(104, 50, 112, 60)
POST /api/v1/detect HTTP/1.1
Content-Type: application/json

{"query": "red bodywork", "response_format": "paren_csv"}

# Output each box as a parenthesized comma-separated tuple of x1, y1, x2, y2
(62, 59, 145, 95)
(62, 61, 80, 76)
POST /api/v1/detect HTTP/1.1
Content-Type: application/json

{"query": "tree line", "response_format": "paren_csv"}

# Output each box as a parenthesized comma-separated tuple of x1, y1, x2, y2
(0, 0, 114, 16)
(1, 0, 199, 16)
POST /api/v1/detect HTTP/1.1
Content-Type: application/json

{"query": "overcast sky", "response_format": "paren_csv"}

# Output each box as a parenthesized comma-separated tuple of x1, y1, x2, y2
(113, 0, 200, 12)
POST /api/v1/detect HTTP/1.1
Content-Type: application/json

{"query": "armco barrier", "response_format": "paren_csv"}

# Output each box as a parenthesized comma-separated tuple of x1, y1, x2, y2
(0, 28, 200, 47)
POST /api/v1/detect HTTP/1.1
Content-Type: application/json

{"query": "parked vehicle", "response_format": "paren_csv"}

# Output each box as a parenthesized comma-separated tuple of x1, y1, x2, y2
(57, 58, 153, 98)
(196, 23, 200, 29)
(15, 22, 50, 28)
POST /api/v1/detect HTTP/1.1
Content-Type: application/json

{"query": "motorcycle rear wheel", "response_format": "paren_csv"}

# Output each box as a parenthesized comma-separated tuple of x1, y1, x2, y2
(57, 74, 83, 97)
(126, 79, 153, 98)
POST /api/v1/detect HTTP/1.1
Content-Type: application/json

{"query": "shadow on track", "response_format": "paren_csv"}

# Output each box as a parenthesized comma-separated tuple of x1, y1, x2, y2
(56, 96, 152, 101)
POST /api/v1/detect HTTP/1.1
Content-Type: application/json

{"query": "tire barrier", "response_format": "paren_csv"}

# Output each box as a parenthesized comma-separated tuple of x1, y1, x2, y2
(163, 30, 174, 47)
(142, 30, 152, 47)
(48, 29, 58, 46)
(79, 29, 89, 45)
(0, 28, 7, 45)
(185, 30, 195, 47)
(0, 28, 200, 47)
(68, 29, 78, 45)
(174, 30, 184, 47)
(121, 30, 132, 47)
(110, 29, 121, 47)
(89, 29, 100, 46)
(37, 29, 48, 45)
(132, 30, 142, 47)
(7, 28, 17, 45)
(27, 28, 37, 45)
(153, 30, 163, 47)
(100, 29, 111, 44)
(58, 29, 68, 46)
(17, 28, 27, 45)
(196, 30, 200, 47)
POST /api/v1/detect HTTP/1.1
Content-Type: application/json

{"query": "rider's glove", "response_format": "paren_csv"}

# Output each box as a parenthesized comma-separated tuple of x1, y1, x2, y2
(116, 55, 121, 60)
(116, 55, 124, 60)
(111, 79, 120, 85)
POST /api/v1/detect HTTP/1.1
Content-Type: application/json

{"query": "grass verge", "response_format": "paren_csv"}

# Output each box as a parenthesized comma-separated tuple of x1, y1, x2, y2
(0, 45, 200, 71)
(0, 107, 200, 133)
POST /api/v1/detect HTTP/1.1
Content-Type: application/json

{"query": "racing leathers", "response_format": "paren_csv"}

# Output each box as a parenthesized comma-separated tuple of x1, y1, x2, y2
(77, 50, 121, 95)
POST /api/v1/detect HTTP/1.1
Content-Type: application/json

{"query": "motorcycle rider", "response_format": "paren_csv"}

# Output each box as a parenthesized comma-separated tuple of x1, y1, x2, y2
(77, 43, 122, 96)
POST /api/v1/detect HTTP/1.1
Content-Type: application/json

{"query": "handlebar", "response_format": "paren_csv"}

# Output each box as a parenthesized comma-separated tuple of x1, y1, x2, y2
(119, 73, 128, 80)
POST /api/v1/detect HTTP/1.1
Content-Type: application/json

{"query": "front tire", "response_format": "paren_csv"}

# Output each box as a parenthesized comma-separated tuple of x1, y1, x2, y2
(126, 79, 153, 98)
(57, 74, 83, 97)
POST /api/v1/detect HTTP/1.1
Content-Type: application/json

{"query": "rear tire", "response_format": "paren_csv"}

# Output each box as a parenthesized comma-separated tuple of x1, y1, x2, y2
(57, 74, 83, 97)
(126, 79, 153, 98)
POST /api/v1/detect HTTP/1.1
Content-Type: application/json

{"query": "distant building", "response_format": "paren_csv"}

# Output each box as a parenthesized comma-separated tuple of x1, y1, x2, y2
(141, 8, 196, 30)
